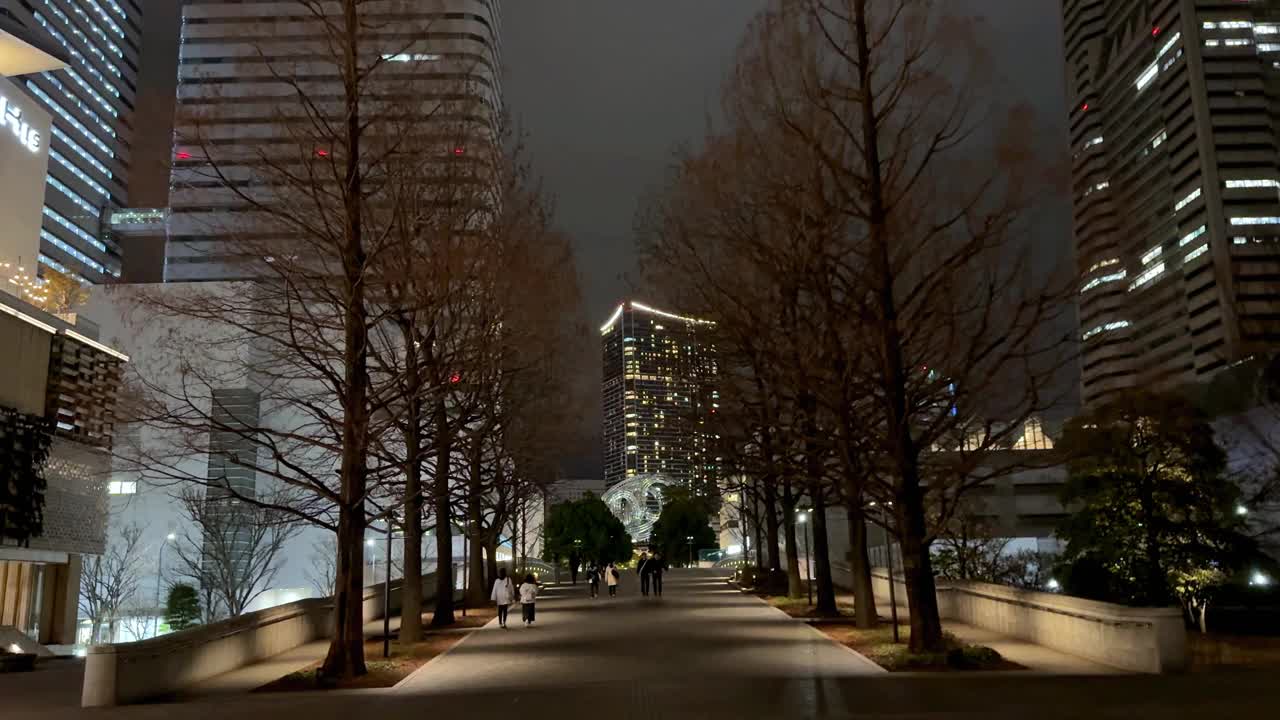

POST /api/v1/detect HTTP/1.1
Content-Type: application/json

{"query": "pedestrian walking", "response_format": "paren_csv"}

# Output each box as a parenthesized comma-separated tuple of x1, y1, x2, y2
(652, 554, 666, 597)
(519, 573, 539, 626)
(490, 567, 515, 628)
(638, 553, 652, 596)
(605, 562, 620, 597)
(588, 564, 601, 598)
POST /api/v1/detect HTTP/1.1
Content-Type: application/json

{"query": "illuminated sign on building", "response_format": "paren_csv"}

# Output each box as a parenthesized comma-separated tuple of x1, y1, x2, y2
(0, 94, 41, 153)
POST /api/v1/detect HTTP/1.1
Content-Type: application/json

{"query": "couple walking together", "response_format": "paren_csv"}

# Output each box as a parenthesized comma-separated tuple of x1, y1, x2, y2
(588, 562, 620, 597)
(637, 553, 665, 597)
(490, 568, 539, 628)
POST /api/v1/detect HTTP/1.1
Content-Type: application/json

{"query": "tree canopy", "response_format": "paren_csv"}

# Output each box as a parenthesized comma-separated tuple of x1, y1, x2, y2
(543, 494, 633, 566)
(650, 489, 718, 566)
(165, 583, 202, 632)
(1056, 391, 1256, 617)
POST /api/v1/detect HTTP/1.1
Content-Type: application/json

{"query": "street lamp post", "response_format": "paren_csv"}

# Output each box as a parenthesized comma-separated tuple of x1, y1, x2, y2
(383, 518, 392, 658)
(797, 509, 812, 606)
(468, 520, 473, 617)
(686, 535, 695, 567)
(152, 532, 175, 638)
(869, 501, 900, 643)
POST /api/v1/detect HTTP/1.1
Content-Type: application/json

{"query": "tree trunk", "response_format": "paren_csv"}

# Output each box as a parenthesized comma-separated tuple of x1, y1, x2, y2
(321, 502, 367, 679)
(1198, 602, 1209, 634)
(484, 536, 499, 590)
(763, 477, 782, 572)
(781, 479, 802, 598)
(431, 403, 455, 627)
(399, 350, 424, 643)
(899, 481, 944, 652)
(466, 443, 487, 607)
(319, 0, 370, 681)
(847, 501, 878, 628)
(811, 486, 838, 617)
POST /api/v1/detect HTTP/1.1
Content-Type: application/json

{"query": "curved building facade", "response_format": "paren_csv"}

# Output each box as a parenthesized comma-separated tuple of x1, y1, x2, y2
(1063, 0, 1280, 406)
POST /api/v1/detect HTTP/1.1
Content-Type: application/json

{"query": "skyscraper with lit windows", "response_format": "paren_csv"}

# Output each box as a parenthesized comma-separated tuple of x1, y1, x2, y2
(1064, 1, 1280, 407)
(164, 0, 502, 281)
(601, 301, 720, 491)
(4, 0, 140, 284)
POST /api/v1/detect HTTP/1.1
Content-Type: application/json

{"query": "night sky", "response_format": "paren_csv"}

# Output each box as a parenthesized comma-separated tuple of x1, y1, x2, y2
(132, 2, 1072, 476)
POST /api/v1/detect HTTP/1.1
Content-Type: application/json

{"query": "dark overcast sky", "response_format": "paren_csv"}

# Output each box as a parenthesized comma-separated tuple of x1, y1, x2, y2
(500, 1, 1070, 326)
(132, 2, 1072, 476)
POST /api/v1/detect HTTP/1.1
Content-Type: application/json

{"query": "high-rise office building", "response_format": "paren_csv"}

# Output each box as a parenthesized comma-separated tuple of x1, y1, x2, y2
(165, 0, 502, 281)
(1064, 1, 1280, 407)
(601, 301, 720, 491)
(3, 0, 142, 284)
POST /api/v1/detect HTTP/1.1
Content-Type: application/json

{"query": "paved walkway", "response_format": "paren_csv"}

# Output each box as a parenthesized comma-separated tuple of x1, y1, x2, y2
(396, 568, 883, 697)
(10, 570, 1280, 719)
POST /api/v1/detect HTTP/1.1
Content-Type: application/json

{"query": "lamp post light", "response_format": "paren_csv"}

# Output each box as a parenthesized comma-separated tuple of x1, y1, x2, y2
(797, 509, 812, 606)
(686, 535, 695, 567)
(869, 500, 900, 643)
(152, 532, 175, 638)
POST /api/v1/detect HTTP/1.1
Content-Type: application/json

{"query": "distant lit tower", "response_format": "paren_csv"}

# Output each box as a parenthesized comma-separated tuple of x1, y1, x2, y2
(600, 301, 720, 492)
(3, 0, 142, 283)
(1063, 1, 1280, 407)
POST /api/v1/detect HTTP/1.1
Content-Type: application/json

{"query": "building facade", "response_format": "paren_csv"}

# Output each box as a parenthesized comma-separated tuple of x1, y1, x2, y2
(601, 301, 720, 491)
(3, 0, 142, 284)
(1064, 0, 1280, 407)
(165, 0, 502, 281)
(0, 288, 126, 646)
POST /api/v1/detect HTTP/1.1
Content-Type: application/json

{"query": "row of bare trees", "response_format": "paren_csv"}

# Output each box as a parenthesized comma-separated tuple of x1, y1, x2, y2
(639, 0, 1072, 651)
(103, 1, 585, 680)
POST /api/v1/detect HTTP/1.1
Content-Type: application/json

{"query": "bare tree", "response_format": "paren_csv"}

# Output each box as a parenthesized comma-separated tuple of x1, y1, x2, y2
(169, 490, 301, 619)
(102, 1, 504, 679)
(80, 523, 145, 644)
(306, 536, 339, 598)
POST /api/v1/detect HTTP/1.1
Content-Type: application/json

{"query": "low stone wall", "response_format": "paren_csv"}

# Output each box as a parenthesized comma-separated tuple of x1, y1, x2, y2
(81, 598, 331, 707)
(83, 570, 448, 707)
(868, 568, 1187, 673)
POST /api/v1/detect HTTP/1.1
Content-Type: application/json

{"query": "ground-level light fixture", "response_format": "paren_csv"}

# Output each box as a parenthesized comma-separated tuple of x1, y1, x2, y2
(1250, 571, 1272, 587)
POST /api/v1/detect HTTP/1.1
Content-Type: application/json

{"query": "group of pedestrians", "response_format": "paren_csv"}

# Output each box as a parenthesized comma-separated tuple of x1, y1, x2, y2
(489, 568, 540, 629)
(587, 562, 619, 597)
(489, 552, 672, 630)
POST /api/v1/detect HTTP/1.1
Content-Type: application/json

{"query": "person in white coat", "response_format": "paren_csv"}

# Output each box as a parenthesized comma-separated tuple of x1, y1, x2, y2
(491, 568, 515, 628)
(519, 574, 540, 626)
(605, 563, 620, 597)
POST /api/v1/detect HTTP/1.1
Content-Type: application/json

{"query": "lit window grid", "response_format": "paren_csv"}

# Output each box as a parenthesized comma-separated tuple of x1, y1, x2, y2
(43, 0, 123, 58)
(50, 126, 112, 179)
(33, 12, 122, 100)
(34, 74, 115, 138)
(38, 254, 91, 284)
(44, 207, 108, 253)
(49, 149, 109, 198)
(47, 175, 102, 218)
(40, 0, 122, 73)
(41, 229, 107, 275)
(24, 81, 114, 158)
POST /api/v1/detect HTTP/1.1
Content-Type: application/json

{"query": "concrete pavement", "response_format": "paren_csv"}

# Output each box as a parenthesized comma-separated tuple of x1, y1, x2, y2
(9, 570, 1280, 719)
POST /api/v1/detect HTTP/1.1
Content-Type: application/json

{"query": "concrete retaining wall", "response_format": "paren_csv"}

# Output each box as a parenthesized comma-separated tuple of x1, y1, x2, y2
(869, 568, 1187, 673)
(83, 570, 448, 707)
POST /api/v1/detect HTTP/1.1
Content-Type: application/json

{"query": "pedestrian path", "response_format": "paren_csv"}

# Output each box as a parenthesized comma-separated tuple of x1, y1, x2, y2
(396, 569, 883, 698)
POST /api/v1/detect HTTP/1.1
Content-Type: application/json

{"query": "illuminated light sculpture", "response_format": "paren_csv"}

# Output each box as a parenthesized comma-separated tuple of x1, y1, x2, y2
(602, 473, 675, 542)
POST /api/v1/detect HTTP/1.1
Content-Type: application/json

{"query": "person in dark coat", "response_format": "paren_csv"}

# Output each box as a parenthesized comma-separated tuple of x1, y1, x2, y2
(638, 553, 652, 596)
(652, 554, 666, 597)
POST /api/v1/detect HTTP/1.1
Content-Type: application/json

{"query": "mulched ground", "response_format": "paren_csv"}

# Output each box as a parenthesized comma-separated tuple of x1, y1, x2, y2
(256, 607, 498, 692)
